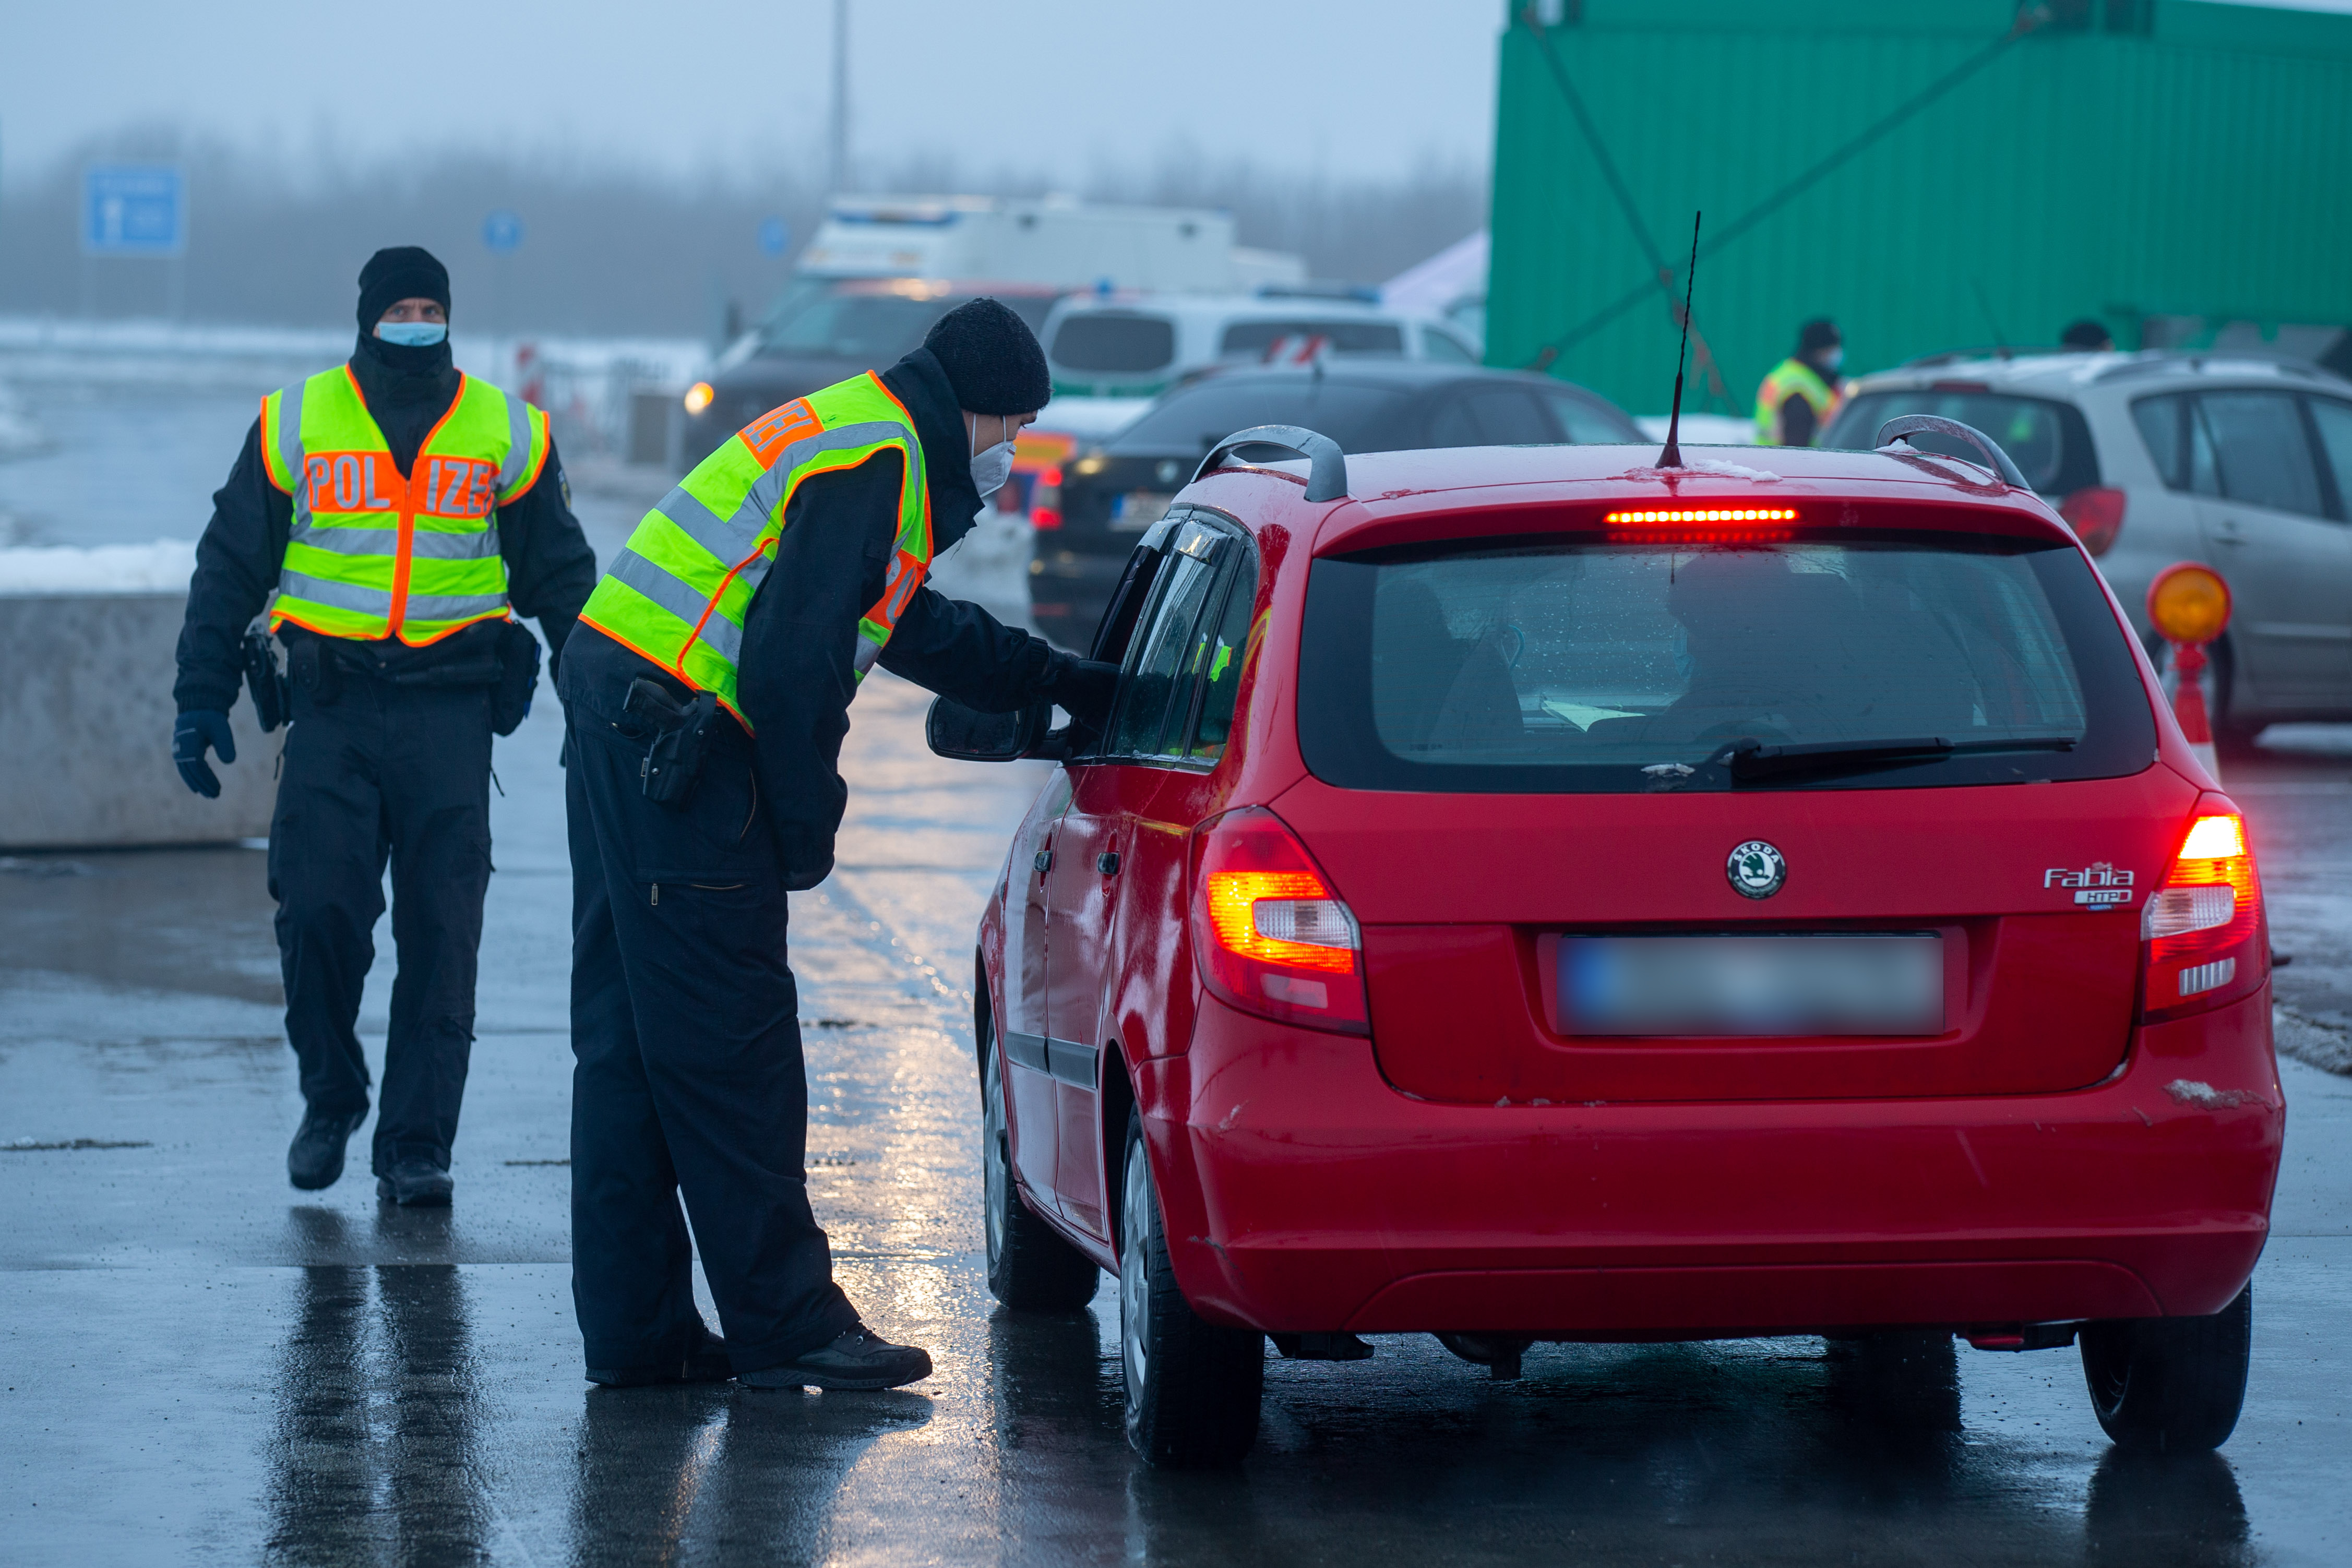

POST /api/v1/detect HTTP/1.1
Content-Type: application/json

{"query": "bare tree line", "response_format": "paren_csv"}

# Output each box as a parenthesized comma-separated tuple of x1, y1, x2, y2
(0, 128, 1486, 338)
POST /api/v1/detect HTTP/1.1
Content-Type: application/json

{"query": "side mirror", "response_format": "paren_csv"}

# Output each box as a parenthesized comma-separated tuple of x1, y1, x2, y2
(925, 698, 1053, 762)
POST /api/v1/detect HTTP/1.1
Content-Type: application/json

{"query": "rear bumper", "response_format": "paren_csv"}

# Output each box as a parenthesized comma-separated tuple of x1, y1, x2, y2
(1136, 987, 2281, 1337)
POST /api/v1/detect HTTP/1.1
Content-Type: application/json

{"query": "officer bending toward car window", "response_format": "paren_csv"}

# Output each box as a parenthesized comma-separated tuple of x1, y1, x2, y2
(559, 299, 1117, 1391)
(172, 246, 596, 1206)
(1754, 317, 1852, 447)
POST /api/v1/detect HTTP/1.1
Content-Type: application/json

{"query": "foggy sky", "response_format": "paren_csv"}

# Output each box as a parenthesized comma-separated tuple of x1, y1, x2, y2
(1, 1, 1501, 184)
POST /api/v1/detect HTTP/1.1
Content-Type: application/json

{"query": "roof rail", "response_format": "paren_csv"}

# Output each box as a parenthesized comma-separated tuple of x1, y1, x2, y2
(1898, 344, 2068, 369)
(1192, 425, 1349, 501)
(2090, 351, 2345, 386)
(1875, 414, 2028, 489)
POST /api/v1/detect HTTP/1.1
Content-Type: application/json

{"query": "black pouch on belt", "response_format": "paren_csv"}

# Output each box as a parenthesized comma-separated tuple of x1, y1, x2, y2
(242, 630, 290, 732)
(623, 677, 720, 807)
(286, 635, 344, 706)
(489, 621, 543, 737)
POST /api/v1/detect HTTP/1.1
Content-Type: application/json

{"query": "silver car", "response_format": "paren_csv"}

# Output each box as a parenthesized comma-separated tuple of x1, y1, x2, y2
(1824, 352, 2352, 740)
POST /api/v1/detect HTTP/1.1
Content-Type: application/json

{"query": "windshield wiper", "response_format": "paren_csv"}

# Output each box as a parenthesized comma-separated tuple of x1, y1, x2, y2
(1719, 734, 2077, 784)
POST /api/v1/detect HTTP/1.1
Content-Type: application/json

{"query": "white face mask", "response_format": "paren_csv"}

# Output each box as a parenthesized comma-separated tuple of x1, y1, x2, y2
(969, 414, 1017, 496)
(376, 320, 447, 346)
(1818, 345, 1844, 373)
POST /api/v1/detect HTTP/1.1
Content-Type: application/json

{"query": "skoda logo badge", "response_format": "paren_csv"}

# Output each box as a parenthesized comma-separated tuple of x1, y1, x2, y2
(1727, 840, 1786, 899)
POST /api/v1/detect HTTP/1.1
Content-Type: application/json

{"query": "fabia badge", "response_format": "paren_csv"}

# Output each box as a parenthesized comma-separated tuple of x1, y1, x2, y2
(1727, 840, 1786, 899)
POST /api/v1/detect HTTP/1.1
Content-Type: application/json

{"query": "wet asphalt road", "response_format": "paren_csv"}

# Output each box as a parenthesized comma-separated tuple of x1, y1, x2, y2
(1, 427, 2349, 1563)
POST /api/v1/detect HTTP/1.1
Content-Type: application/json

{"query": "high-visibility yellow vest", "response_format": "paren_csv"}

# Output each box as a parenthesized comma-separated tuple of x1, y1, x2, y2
(577, 372, 933, 727)
(258, 366, 549, 642)
(1753, 356, 1844, 446)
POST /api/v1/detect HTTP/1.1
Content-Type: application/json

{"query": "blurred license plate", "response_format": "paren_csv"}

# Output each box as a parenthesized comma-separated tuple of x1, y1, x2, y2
(1559, 934, 1944, 1037)
(1111, 491, 1176, 531)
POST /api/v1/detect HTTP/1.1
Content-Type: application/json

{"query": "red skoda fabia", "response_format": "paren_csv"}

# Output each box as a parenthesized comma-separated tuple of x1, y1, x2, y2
(936, 424, 2283, 1469)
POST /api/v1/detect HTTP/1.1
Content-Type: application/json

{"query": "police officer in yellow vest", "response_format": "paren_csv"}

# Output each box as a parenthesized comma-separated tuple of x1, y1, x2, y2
(558, 300, 1116, 1391)
(172, 247, 596, 1205)
(1754, 317, 1852, 447)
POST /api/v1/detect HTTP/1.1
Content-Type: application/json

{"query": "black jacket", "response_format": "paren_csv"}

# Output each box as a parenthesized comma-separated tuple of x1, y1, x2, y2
(564, 345, 1084, 889)
(173, 332, 599, 715)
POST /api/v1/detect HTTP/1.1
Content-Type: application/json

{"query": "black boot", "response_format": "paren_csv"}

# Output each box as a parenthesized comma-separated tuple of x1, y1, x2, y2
(587, 1323, 733, 1387)
(377, 1158, 454, 1207)
(287, 1107, 367, 1191)
(739, 1325, 933, 1391)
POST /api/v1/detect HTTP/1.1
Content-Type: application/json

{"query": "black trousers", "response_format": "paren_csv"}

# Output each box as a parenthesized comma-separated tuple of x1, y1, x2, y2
(558, 651, 856, 1375)
(269, 676, 493, 1177)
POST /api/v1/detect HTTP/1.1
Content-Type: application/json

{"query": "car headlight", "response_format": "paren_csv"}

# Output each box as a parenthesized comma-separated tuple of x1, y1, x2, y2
(683, 381, 715, 416)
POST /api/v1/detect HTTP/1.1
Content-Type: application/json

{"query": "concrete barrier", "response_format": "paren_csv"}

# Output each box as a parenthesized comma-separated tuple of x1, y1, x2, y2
(0, 590, 279, 848)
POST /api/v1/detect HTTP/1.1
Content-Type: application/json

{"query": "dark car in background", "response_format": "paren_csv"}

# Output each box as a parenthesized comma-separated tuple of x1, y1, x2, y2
(678, 278, 1066, 468)
(1031, 363, 1642, 647)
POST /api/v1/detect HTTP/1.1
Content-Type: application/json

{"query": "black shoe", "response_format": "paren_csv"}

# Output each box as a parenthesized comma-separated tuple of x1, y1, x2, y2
(376, 1159, 454, 1207)
(740, 1325, 933, 1391)
(287, 1108, 367, 1191)
(587, 1324, 733, 1387)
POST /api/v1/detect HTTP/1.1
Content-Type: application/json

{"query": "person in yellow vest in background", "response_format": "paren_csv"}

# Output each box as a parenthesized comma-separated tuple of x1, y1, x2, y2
(1754, 317, 1852, 447)
(172, 247, 596, 1205)
(558, 300, 1117, 1392)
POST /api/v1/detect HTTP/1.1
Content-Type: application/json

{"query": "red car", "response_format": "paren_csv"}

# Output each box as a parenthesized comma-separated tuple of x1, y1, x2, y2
(934, 421, 2283, 1468)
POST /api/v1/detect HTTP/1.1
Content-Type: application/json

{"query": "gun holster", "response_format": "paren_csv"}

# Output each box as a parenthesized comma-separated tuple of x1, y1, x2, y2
(489, 622, 542, 737)
(242, 631, 290, 733)
(623, 677, 721, 807)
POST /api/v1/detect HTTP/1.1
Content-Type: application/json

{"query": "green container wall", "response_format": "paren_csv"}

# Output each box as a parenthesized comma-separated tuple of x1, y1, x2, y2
(1487, 0, 2352, 416)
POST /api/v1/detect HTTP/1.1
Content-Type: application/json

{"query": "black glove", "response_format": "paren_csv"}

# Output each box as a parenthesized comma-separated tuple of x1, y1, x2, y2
(1044, 656, 1120, 726)
(172, 710, 236, 798)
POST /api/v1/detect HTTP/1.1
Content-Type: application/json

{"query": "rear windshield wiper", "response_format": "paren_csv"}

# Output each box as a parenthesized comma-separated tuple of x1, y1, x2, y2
(1720, 734, 2078, 784)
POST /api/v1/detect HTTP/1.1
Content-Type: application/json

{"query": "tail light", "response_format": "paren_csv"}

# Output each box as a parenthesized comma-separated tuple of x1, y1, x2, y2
(1189, 807, 1368, 1035)
(2059, 486, 2127, 556)
(1031, 465, 1063, 530)
(2139, 796, 2266, 1024)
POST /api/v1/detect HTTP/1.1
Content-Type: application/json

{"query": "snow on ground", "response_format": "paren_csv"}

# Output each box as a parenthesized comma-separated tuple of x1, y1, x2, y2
(0, 540, 195, 594)
(0, 381, 52, 461)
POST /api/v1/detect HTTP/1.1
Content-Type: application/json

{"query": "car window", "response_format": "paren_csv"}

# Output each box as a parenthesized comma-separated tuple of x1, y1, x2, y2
(1050, 313, 1175, 374)
(2131, 395, 2182, 485)
(1108, 553, 1217, 758)
(1298, 534, 2155, 793)
(1420, 328, 1478, 365)
(1187, 545, 1260, 761)
(1109, 379, 1416, 456)
(2200, 390, 2323, 517)
(1466, 390, 1553, 445)
(1827, 390, 2093, 495)
(2302, 398, 2352, 521)
(1219, 319, 1406, 357)
(2187, 399, 2221, 496)
(760, 292, 950, 361)
(1545, 390, 1637, 444)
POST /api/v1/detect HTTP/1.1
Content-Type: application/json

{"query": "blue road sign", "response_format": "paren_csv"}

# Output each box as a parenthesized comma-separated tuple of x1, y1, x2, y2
(482, 210, 524, 254)
(82, 165, 186, 257)
(758, 217, 791, 257)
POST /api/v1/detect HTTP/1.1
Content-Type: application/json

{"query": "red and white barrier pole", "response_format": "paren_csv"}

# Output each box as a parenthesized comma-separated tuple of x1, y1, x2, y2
(2146, 562, 2232, 782)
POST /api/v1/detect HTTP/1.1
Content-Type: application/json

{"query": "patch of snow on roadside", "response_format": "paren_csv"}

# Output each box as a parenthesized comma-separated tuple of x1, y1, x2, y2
(0, 540, 197, 595)
(2275, 1006, 2352, 1075)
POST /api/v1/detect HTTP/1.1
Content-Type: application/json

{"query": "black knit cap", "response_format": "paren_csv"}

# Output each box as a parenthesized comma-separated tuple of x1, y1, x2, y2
(923, 297, 1051, 414)
(357, 246, 451, 331)
(1797, 317, 1841, 356)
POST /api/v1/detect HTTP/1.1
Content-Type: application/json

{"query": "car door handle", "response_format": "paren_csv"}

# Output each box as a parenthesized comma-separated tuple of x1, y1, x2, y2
(1033, 850, 1053, 872)
(1097, 852, 1121, 876)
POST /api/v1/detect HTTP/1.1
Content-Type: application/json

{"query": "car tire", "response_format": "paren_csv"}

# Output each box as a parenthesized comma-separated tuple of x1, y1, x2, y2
(1118, 1107, 1263, 1467)
(2079, 1286, 2251, 1452)
(981, 1020, 1101, 1310)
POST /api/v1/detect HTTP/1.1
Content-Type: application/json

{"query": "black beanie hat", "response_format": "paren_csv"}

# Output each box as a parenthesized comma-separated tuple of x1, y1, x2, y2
(1797, 317, 1841, 356)
(357, 246, 451, 331)
(923, 298, 1051, 415)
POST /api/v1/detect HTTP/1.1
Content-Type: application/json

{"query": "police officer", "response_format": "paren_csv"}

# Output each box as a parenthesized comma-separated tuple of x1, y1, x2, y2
(1754, 317, 1851, 447)
(172, 246, 596, 1205)
(559, 300, 1116, 1390)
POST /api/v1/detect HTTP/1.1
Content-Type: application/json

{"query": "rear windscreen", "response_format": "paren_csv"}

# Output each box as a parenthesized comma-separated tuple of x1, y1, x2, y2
(1298, 535, 2154, 793)
(1110, 379, 1414, 456)
(1825, 391, 2098, 496)
(1220, 320, 1405, 357)
(1052, 313, 1177, 373)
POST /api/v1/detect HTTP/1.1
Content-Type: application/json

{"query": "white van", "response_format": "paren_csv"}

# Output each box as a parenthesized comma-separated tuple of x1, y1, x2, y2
(794, 195, 1304, 294)
(1041, 292, 1483, 399)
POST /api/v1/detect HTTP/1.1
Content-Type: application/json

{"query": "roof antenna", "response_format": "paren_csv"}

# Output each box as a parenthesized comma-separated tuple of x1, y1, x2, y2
(1657, 210, 1701, 470)
(1971, 278, 2012, 361)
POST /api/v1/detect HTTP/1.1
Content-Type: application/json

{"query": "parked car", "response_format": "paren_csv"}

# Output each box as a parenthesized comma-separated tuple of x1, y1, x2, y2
(677, 278, 1066, 468)
(1041, 292, 1484, 400)
(1030, 363, 1643, 647)
(1823, 351, 2352, 739)
(935, 427, 2279, 1468)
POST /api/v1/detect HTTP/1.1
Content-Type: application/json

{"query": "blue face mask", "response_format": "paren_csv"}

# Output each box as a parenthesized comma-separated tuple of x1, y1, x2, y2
(375, 320, 447, 346)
